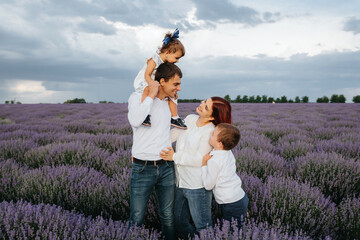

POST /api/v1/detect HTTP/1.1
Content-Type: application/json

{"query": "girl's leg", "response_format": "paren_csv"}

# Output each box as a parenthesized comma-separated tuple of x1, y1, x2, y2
(141, 86, 149, 103)
(141, 86, 151, 126)
(168, 99, 178, 117)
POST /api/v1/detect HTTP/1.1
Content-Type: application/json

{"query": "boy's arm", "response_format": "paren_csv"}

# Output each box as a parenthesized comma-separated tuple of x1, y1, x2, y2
(144, 58, 157, 84)
(202, 155, 221, 190)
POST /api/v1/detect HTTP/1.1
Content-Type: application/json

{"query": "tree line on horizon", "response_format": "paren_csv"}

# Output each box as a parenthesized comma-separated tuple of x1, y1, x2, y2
(3, 95, 360, 104)
(180, 94, 360, 103)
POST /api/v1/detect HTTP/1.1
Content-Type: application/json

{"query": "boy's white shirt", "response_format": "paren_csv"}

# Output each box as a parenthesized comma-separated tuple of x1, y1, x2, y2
(201, 149, 245, 204)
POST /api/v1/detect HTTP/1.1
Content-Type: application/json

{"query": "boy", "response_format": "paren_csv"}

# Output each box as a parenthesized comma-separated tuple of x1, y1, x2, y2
(201, 123, 248, 227)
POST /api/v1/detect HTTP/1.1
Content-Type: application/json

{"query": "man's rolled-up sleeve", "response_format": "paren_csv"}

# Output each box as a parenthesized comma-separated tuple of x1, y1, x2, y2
(128, 93, 153, 128)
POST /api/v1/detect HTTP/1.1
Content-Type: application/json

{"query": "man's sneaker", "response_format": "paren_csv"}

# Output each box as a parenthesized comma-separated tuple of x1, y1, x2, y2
(171, 118, 187, 129)
(142, 115, 151, 127)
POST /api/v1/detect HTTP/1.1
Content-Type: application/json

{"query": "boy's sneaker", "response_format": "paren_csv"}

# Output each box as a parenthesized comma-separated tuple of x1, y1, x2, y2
(171, 118, 187, 129)
(142, 115, 151, 127)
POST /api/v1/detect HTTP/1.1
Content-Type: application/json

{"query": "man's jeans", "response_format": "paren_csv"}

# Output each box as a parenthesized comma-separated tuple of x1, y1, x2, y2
(129, 161, 176, 240)
(174, 187, 213, 239)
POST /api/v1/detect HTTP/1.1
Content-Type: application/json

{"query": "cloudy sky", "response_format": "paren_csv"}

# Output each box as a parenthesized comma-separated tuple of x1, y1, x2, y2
(1, 0, 360, 103)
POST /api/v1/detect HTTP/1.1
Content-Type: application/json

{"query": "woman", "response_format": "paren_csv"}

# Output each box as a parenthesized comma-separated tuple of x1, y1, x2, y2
(160, 96, 232, 239)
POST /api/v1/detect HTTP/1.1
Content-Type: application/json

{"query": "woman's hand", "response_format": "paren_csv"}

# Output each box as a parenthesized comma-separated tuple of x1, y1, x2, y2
(160, 147, 175, 161)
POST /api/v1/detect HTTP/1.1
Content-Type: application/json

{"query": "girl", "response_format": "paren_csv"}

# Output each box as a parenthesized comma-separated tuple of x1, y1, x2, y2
(134, 28, 187, 129)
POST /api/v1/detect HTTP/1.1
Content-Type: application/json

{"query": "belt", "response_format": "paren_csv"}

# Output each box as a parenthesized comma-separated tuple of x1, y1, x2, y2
(133, 157, 167, 166)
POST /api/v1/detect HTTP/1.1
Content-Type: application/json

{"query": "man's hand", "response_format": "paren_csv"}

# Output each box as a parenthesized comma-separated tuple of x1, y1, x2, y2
(202, 153, 212, 166)
(148, 80, 160, 99)
(160, 147, 175, 161)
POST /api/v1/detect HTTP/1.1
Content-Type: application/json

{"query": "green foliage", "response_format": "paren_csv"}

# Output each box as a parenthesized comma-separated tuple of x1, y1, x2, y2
(330, 94, 346, 103)
(301, 96, 309, 103)
(280, 96, 288, 103)
(295, 96, 301, 103)
(353, 95, 360, 103)
(64, 98, 86, 104)
(317, 96, 329, 103)
(224, 94, 231, 102)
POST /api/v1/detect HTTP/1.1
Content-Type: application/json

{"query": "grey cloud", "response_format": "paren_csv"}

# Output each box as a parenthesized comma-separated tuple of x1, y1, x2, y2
(191, 0, 281, 26)
(179, 51, 360, 102)
(77, 17, 118, 35)
(343, 17, 360, 34)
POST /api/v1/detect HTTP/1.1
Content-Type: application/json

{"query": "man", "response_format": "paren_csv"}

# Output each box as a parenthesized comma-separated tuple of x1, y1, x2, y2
(127, 62, 182, 240)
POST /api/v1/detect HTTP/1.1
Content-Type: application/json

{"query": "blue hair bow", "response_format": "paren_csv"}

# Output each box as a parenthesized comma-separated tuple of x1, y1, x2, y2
(163, 28, 179, 45)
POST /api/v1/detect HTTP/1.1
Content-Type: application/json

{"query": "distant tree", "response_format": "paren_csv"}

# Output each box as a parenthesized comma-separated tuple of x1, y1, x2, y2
(261, 95, 268, 103)
(16, 101, 22, 104)
(353, 95, 360, 103)
(255, 95, 262, 103)
(280, 96, 288, 103)
(10, 100, 15, 104)
(224, 95, 231, 102)
(5, 100, 9, 104)
(288, 99, 294, 103)
(330, 94, 339, 103)
(242, 95, 249, 103)
(338, 94, 346, 103)
(302, 96, 309, 103)
(249, 96, 255, 103)
(235, 95, 241, 103)
(64, 98, 86, 104)
(275, 98, 281, 103)
(99, 101, 108, 103)
(268, 97, 275, 103)
(317, 96, 329, 103)
(295, 96, 301, 103)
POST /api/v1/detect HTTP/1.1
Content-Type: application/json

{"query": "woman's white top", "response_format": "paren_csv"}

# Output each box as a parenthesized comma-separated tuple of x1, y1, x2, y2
(133, 53, 163, 93)
(171, 114, 215, 189)
(201, 149, 245, 204)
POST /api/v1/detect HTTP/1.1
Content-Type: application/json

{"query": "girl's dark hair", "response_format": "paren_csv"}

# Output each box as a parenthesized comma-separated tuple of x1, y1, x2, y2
(210, 97, 232, 126)
(159, 33, 185, 57)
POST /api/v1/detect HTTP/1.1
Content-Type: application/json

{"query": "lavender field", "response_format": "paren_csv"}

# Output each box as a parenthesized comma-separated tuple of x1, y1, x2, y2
(0, 103, 359, 239)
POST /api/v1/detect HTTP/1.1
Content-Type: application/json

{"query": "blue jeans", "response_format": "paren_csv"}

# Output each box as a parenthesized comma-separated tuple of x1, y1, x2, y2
(220, 194, 248, 227)
(174, 187, 213, 239)
(129, 161, 176, 240)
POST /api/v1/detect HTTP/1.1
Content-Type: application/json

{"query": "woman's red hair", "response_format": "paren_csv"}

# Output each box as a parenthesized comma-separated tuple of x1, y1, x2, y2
(210, 96, 232, 126)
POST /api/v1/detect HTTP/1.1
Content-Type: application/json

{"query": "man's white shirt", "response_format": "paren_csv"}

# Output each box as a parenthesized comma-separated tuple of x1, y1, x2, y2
(128, 92, 171, 160)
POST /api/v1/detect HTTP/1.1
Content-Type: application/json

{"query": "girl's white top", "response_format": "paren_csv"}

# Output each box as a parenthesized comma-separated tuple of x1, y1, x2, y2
(171, 114, 215, 189)
(134, 53, 163, 93)
(201, 149, 245, 204)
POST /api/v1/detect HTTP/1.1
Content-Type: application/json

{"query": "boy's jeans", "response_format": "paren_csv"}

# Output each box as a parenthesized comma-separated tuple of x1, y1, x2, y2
(174, 187, 213, 239)
(220, 194, 248, 227)
(129, 161, 176, 240)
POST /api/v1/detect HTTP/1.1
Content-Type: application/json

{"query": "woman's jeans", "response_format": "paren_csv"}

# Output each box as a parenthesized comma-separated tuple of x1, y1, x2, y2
(174, 187, 213, 239)
(220, 194, 248, 227)
(129, 161, 176, 240)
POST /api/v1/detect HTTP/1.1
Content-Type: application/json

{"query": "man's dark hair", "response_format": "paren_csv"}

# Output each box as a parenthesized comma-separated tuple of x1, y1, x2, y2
(155, 62, 182, 82)
(217, 123, 241, 150)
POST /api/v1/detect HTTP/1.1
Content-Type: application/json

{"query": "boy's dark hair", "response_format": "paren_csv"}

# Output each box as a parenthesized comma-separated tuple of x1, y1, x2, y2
(155, 62, 182, 82)
(217, 123, 241, 150)
(159, 32, 185, 57)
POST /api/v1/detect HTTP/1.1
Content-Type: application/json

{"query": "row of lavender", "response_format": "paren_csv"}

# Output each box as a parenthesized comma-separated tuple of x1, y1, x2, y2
(0, 103, 359, 239)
